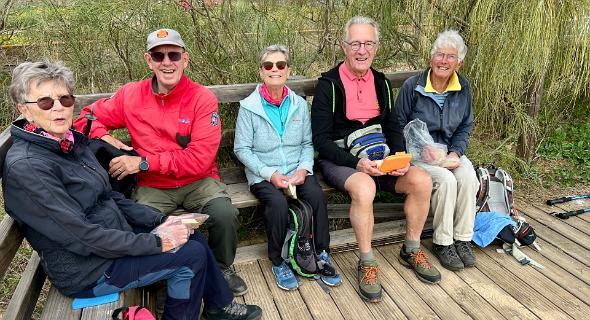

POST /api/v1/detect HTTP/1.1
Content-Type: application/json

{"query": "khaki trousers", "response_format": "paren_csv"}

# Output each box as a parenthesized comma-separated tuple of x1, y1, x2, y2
(414, 156, 479, 245)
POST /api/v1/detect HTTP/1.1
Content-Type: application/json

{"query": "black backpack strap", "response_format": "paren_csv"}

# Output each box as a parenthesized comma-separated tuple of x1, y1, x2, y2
(112, 306, 128, 319)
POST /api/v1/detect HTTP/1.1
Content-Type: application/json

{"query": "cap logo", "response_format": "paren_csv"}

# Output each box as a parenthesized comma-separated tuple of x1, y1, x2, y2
(156, 29, 168, 38)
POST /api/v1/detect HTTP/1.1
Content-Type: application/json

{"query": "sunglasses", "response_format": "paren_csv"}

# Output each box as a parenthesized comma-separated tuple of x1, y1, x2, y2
(24, 95, 75, 110)
(150, 51, 183, 62)
(261, 61, 287, 71)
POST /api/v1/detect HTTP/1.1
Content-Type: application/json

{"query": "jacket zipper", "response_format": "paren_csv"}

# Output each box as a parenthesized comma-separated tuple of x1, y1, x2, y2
(80, 159, 109, 190)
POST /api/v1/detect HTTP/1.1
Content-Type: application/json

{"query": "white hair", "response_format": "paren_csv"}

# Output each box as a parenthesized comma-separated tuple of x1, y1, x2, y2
(259, 44, 290, 66)
(343, 16, 380, 42)
(430, 29, 467, 62)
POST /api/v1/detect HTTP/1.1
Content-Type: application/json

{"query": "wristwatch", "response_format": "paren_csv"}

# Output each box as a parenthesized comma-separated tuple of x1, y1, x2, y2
(139, 157, 149, 171)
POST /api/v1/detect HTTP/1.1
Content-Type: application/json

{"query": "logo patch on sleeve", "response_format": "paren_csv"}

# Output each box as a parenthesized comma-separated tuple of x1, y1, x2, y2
(211, 112, 219, 126)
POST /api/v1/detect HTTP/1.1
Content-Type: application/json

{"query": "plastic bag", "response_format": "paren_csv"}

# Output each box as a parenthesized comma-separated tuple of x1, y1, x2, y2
(150, 213, 209, 253)
(403, 119, 447, 166)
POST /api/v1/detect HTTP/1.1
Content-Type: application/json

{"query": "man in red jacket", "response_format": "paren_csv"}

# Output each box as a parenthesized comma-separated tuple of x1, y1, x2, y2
(73, 28, 247, 296)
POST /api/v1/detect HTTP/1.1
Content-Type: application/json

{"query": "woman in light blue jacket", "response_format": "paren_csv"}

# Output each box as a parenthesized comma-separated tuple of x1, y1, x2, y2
(234, 45, 341, 291)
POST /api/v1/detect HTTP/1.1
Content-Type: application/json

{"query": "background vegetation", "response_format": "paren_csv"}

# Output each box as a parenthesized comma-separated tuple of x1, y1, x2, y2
(1, 0, 590, 317)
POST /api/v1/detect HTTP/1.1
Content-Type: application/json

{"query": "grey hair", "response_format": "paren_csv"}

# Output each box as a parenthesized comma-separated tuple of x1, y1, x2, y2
(9, 61, 75, 106)
(430, 29, 467, 62)
(343, 16, 380, 42)
(259, 44, 290, 66)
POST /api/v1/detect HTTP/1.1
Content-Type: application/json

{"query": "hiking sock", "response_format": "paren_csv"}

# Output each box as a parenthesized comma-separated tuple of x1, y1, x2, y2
(404, 239, 421, 253)
(359, 250, 375, 262)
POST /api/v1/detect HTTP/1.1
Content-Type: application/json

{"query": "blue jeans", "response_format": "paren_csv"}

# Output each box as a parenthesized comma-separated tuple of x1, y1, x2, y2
(73, 233, 232, 320)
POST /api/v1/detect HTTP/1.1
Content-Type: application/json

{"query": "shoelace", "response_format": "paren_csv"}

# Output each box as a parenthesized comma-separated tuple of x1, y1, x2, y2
(222, 302, 247, 316)
(277, 265, 293, 280)
(222, 267, 237, 277)
(455, 242, 472, 255)
(412, 250, 432, 269)
(360, 265, 379, 285)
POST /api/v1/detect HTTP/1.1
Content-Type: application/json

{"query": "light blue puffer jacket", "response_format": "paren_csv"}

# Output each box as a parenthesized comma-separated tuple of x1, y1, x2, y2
(234, 85, 314, 186)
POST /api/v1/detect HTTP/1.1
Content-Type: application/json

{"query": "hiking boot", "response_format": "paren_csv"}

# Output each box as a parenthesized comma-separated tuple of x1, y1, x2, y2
(318, 250, 342, 287)
(221, 266, 248, 296)
(454, 241, 476, 267)
(204, 301, 262, 320)
(357, 259, 382, 302)
(272, 261, 299, 290)
(432, 243, 464, 271)
(399, 245, 442, 283)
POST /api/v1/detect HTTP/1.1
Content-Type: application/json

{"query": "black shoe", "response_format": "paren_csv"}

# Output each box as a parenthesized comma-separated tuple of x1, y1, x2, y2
(432, 243, 464, 271)
(454, 241, 476, 267)
(204, 301, 262, 320)
(221, 266, 248, 296)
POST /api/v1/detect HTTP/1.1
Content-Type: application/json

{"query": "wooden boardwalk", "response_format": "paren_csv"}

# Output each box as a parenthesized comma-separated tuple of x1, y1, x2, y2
(230, 198, 590, 320)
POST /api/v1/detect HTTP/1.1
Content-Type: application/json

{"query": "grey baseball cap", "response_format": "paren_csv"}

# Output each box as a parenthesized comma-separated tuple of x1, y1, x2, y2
(146, 28, 185, 51)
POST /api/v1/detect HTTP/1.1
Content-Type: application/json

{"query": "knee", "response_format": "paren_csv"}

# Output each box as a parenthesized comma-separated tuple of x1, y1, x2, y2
(435, 170, 457, 190)
(177, 240, 206, 266)
(400, 167, 433, 194)
(205, 198, 239, 227)
(346, 173, 376, 204)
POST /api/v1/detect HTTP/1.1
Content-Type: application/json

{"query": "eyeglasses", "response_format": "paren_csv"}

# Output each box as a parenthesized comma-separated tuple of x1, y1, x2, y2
(24, 95, 75, 110)
(261, 61, 287, 71)
(344, 41, 378, 51)
(150, 51, 183, 62)
(433, 52, 458, 62)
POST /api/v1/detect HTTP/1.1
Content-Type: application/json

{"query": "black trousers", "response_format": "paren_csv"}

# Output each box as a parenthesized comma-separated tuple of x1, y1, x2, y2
(250, 175, 330, 266)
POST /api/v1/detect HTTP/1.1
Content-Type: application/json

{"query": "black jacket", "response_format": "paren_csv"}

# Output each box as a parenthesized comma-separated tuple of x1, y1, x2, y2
(2, 119, 165, 295)
(311, 63, 405, 168)
(395, 68, 473, 156)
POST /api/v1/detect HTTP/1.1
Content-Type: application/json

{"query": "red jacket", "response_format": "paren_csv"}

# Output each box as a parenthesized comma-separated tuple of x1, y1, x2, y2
(73, 75, 221, 189)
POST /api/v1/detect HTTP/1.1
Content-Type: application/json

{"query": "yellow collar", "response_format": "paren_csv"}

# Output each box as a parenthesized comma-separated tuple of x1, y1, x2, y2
(425, 71, 461, 93)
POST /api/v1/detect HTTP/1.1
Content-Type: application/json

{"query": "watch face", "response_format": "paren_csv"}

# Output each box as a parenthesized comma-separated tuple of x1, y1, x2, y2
(140, 159, 149, 171)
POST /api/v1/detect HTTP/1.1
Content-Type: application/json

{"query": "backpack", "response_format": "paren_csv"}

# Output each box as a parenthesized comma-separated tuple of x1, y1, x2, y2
(281, 198, 320, 277)
(475, 165, 537, 246)
(112, 306, 156, 320)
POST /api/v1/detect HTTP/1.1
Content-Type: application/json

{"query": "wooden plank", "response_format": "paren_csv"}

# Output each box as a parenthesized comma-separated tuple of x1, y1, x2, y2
(378, 245, 471, 320)
(235, 220, 416, 264)
(328, 252, 393, 320)
(448, 250, 539, 319)
(410, 243, 505, 320)
(40, 287, 80, 320)
(234, 261, 281, 320)
(0, 124, 13, 176)
(0, 216, 23, 281)
(476, 244, 590, 319)
(326, 203, 404, 219)
(258, 259, 313, 320)
(471, 246, 572, 320)
(80, 296, 125, 320)
(4, 252, 46, 320)
(72, 71, 420, 109)
(296, 278, 344, 320)
(519, 202, 590, 252)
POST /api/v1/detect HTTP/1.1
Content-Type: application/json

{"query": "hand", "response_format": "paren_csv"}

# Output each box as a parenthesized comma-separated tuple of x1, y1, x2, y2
(270, 171, 290, 189)
(288, 169, 308, 186)
(155, 223, 190, 252)
(356, 158, 385, 176)
(109, 155, 141, 180)
(101, 134, 133, 151)
(442, 152, 462, 170)
(388, 162, 410, 176)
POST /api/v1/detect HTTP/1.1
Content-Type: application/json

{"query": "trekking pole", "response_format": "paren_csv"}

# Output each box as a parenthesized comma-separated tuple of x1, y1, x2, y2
(551, 207, 590, 219)
(546, 195, 590, 205)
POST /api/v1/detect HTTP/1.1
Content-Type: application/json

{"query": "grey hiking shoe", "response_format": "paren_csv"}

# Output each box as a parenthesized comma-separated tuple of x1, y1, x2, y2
(454, 241, 476, 267)
(357, 259, 382, 302)
(204, 301, 262, 320)
(221, 266, 248, 296)
(399, 245, 442, 283)
(432, 243, 464, 271)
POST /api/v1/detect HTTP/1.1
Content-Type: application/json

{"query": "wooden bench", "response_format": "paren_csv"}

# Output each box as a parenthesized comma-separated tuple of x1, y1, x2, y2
(0, 70, 422, 319)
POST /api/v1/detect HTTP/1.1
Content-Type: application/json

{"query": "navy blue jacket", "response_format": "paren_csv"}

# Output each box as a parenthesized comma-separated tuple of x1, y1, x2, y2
(395, 69, 473, 156)
(2, 119, 166, 295)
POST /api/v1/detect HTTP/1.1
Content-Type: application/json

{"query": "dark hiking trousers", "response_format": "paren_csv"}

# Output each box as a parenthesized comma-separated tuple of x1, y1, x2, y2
(250, 175, 330, 266)
(73, 232, 233, 320)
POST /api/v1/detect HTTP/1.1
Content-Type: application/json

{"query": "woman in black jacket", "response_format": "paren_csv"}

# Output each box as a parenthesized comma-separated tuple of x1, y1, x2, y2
(3, 61, 261, 320)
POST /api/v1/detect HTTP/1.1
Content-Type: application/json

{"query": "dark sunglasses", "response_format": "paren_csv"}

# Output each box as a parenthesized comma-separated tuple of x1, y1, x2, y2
(150, 51, 183, 62)
(261, 61, 287, 71)
(25, 95, 75, 110)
